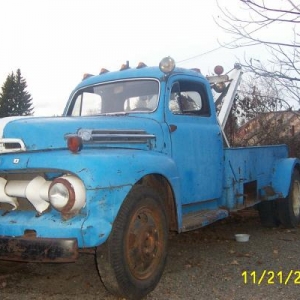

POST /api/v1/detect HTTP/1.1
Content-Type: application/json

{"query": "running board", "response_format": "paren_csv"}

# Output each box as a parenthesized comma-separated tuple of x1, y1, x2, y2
(182, 209, 229, 232)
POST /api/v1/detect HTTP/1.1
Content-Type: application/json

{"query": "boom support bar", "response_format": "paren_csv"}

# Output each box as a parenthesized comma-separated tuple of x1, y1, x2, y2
(218, 68, 243, 130)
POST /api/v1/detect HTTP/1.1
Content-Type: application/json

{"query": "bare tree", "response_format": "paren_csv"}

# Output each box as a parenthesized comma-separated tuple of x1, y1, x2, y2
(235, 74, 291, 123)
(217, 0, 300, 105)
(227, 74, 300, 157)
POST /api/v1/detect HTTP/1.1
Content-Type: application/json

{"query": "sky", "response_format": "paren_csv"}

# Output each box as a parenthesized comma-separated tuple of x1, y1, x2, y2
(0, 0, 270, 116)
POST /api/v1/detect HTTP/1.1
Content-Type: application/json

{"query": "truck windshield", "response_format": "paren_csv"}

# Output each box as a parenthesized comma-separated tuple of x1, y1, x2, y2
(68, 79, 159, 116)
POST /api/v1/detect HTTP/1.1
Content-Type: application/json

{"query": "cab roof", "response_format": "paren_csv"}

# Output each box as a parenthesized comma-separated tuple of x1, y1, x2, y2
(75, 66, 206, 90)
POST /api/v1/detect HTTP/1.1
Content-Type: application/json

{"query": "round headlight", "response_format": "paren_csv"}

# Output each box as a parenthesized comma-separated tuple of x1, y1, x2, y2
(49, 182, 70, 209)
(48, 175, 86, 217)
(159, 56, 175, 74)
(49, 177, 75, 214)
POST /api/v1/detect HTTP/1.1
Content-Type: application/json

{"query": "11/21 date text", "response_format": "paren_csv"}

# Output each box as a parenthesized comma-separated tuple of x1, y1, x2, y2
(242, 271, 300, 285)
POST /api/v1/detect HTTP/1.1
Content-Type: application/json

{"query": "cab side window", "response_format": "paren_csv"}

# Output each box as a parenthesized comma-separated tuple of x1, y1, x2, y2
(169, 80, 210, 116)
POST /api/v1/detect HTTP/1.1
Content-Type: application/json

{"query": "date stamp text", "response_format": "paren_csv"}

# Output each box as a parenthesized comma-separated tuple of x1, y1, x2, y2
(242, 270, 300, 285)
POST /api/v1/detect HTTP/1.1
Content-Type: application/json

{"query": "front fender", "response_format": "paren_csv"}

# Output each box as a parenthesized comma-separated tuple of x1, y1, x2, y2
(25, 149, 182, 238)
(76, 149, 183, 232)
(0, 149, 182, 246)
(271, 158, 300, 198)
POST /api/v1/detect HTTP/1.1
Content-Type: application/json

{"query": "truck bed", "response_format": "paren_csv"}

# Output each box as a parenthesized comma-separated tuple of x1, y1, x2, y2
(221, 144, 289, 210)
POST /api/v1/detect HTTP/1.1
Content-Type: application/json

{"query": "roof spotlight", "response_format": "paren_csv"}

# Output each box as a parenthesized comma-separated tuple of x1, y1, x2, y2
(213, 82, 226, 93)
(159, 56, 175, 74)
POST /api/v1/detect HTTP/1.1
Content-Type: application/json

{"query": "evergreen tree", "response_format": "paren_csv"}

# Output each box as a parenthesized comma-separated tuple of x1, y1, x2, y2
(0, 69, 34, 117)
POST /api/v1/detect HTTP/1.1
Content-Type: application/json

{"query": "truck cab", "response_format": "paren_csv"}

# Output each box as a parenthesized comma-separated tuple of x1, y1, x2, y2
(64, 60, 225, 227)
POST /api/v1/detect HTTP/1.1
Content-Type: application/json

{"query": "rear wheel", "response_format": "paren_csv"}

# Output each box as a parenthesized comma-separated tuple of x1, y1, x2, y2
(257, 201, 280, 228)
(96, 185, 168, 299)
(277, 170, 300, 228)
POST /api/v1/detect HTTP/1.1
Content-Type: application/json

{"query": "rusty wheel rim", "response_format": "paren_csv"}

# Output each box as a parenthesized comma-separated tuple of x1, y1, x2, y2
(125, 200, 163, 280)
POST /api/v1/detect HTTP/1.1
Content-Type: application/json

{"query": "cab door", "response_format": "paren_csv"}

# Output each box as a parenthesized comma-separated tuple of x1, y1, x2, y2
(165, 75, 223, 205)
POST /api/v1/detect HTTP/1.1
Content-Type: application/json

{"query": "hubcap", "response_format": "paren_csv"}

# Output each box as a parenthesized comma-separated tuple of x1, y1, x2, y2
(125, 203, 163, 280)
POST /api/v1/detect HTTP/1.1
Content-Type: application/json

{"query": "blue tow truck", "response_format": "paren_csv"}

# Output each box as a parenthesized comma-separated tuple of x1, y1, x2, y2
(0, 57, 298, 299)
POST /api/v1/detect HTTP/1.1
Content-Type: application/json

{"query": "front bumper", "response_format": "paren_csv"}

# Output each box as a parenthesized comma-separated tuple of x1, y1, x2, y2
(0, 235, 78, 262)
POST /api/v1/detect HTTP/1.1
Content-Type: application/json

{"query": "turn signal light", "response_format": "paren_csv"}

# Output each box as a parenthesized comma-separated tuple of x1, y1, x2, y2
(120, 61, 130, 70)
(214, 65, 224, 75)
(190, 68, 201, 73)
(100, 68, 109, 75)
(137, 62, 147, 69)
(82, 73, 94, 80)
(67, 136, 83, 153)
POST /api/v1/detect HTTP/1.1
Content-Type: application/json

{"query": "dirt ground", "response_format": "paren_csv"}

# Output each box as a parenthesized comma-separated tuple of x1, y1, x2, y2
(1, 208, 300, 300)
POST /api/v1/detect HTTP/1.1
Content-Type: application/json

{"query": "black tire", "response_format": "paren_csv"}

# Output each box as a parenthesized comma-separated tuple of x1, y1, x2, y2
(277, 170, 300, 228)
(257, 201, 280, 228)
(96, 185, 168, 300)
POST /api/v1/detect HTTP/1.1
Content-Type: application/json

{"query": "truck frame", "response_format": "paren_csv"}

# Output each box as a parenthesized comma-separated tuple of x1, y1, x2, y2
(0, 57, 299, 299)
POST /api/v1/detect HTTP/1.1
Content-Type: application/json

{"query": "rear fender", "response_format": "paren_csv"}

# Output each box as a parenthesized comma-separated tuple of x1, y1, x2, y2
(271, 158, 300, 198)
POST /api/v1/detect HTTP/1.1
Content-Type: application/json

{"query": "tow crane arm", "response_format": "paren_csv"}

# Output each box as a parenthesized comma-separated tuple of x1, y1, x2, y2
(207, 63, 243, 133)
(206, 63, 243, 147)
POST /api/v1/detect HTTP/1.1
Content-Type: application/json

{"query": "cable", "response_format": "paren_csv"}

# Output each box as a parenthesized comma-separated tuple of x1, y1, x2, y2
(177, 3, 298, 65)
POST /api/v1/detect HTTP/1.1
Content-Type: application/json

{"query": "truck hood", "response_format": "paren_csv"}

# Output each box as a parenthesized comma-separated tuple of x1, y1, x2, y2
(0, 116, 165, 153)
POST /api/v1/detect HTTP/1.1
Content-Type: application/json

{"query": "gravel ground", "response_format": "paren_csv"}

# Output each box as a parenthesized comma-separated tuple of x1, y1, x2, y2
(1, 208, 300, 300)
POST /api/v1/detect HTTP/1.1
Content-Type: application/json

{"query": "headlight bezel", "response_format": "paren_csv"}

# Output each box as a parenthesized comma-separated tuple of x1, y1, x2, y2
(49, 178, 75, 214)
(48, 175, 85, 217)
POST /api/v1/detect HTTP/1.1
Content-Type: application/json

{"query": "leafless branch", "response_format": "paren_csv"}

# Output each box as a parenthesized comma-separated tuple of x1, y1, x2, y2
(217, 0, 300, 105)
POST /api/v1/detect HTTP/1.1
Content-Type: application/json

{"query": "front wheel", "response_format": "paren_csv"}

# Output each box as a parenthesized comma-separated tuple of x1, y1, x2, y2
(96, 185, 168, 299)
(277, 169, 300, 228)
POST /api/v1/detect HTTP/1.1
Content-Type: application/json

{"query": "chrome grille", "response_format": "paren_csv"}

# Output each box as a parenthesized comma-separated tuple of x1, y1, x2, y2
(0, 138, 26, 153)
(76, 129, 156, 144)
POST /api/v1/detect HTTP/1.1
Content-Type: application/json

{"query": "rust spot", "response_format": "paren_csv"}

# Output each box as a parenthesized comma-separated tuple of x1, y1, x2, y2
(262, 186, 276, 197)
